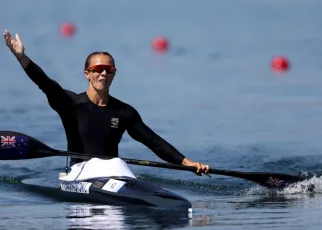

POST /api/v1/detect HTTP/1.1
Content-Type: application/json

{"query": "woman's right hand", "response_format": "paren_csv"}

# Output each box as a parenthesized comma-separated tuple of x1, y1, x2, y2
(3, 30, 25, 59)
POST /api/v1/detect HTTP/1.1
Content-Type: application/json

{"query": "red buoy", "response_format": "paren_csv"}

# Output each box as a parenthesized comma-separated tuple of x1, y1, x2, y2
(60, 22, 76, 37)
(152, 36, 169, 53)
(271, 56, 289, 72)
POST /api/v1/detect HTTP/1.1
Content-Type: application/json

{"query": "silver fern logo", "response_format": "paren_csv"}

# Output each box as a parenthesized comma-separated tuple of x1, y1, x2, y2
(265, 176, 284, 187)
(111, 118, 119, 128)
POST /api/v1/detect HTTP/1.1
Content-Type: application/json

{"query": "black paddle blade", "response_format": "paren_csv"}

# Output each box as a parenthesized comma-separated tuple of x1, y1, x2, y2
(243, 172, 306, 189)
(0, 131, 55, 160)
(209, 168, 307, 189)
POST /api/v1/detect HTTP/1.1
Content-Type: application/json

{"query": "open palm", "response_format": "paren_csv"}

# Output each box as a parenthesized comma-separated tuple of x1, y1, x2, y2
(3, 30, 24, 58)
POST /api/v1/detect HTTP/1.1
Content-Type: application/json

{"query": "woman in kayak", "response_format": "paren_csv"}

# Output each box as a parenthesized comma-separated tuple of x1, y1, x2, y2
(3, 29, 210, 176)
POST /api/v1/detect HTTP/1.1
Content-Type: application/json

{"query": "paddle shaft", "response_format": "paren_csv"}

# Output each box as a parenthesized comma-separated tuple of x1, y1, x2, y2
(37, 148, 305, 183)
(38, 148, 258, 176)
(37, 148, 199, 173)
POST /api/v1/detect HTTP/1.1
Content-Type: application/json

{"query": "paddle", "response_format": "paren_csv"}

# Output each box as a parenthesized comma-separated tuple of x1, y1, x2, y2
(0, 131, 309, 189)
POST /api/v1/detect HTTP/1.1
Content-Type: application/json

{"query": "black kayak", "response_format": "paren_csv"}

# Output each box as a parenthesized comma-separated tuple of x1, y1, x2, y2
(21, 176, 192, 211)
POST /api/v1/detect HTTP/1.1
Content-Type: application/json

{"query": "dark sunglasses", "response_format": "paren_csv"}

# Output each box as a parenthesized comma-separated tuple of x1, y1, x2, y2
(86, 64, 116, 74)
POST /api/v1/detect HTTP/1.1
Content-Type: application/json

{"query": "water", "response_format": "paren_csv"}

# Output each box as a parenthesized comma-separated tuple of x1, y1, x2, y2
(1, 0, 322, 229)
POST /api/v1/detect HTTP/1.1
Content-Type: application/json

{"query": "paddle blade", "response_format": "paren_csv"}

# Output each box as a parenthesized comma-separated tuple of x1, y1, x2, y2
(0, 131, 55, 160)
(244, 172, 305, 189)
(209, 168, 306, 189)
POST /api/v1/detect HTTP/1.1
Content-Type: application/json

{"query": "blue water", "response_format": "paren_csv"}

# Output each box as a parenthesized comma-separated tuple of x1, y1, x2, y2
(1, 0, 322, 229)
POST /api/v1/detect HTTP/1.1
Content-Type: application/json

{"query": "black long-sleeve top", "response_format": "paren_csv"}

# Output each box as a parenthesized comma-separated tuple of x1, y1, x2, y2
(23, 60, 186, 166)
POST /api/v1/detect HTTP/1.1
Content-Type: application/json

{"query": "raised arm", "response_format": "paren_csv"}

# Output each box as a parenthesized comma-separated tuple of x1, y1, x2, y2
(127, 107, 210, 176)
(3, 30, 70, 111)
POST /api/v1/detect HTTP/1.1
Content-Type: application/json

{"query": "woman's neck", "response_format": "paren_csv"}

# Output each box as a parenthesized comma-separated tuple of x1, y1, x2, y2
(86, 86, 109, 106)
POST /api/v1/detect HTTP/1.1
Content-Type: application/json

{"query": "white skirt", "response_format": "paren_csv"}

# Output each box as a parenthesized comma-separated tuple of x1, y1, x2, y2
(59, 157, 136, 181)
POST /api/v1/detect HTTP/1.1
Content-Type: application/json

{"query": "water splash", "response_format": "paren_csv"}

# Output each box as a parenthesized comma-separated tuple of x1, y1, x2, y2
(281, 175, 322, 194)
(245, 175, 322, 195)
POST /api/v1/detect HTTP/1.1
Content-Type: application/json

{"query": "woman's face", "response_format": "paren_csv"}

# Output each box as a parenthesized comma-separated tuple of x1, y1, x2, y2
(84, 54, 116, 92)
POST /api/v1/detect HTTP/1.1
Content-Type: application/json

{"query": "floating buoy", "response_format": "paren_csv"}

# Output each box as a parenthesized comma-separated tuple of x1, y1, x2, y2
(152, 36, 169, 53)
(60, 22, 76, 37)
(271, 56, 289, 72)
